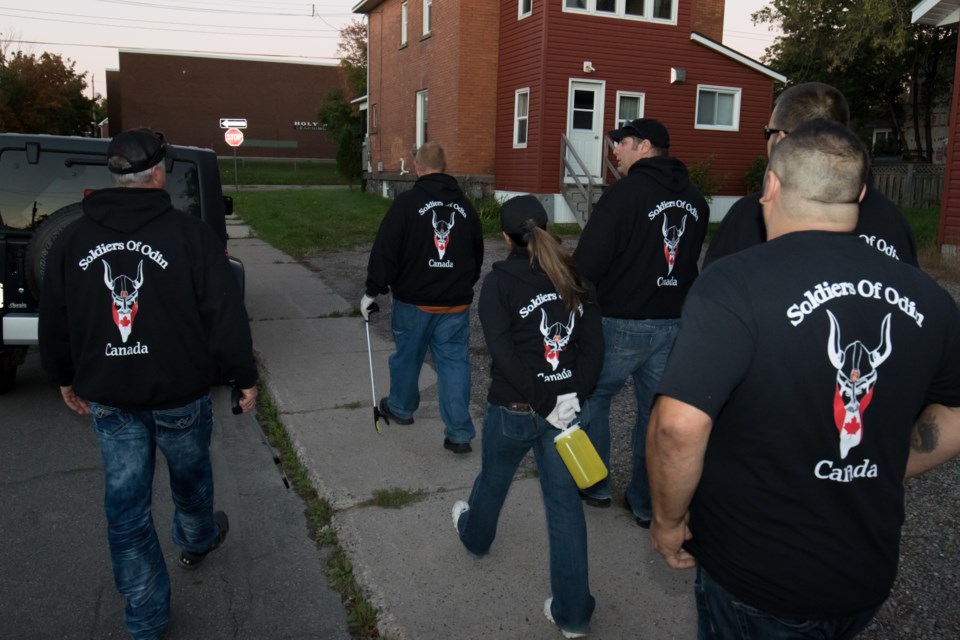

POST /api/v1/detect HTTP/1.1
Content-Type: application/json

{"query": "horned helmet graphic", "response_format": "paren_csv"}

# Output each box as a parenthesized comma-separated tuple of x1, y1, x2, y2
(662, 214, 687, 275)
(432, 210, 456, 259)
(826, 310, 893, 459)
(104, 259, 144, 344)
(540, 308, 576, 371)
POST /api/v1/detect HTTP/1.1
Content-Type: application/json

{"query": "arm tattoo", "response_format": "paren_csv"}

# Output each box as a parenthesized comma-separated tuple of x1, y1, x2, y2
(911, 411, 939, 453)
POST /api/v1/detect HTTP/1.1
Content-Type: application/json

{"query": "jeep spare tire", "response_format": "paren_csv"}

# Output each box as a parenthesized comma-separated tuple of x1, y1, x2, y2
(25, 202, 84, 297)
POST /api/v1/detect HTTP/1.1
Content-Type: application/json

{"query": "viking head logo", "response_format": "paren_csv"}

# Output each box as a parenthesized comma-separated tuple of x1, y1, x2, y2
(826, 310, 892, 459)
(104, 259, 144, 344)
(540, 309, 576, 371)
(432, 210, 455, 259)
(662, 215, 687, 275)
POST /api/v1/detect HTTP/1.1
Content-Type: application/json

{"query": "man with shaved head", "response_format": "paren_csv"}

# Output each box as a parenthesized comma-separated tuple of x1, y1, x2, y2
(646, 119, 960, 639)
(704, 82, 917, 268)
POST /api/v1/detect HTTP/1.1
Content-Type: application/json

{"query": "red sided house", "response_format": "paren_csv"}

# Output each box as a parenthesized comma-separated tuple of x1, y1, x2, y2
(353, 0, 785, 223)
(914, 0, 960, 254)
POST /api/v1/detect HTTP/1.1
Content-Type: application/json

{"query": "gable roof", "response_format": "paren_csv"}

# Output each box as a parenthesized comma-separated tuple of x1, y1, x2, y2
(353, 0, 385, 13)
(690, 33, 787, 83)
(912, 0, 960, 25)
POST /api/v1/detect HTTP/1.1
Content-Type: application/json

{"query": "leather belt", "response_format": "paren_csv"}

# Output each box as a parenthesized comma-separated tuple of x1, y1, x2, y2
(507, 402, 532, 412)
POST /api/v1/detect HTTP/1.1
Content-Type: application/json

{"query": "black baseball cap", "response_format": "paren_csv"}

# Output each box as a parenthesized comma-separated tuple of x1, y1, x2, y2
(107, 128, 167, 174)
(607, 118, 670, 149)
(501, 195, 548, 234)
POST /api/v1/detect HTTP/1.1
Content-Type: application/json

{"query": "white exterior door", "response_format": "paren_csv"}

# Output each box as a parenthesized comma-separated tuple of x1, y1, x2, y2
(566, 80, 605, 181)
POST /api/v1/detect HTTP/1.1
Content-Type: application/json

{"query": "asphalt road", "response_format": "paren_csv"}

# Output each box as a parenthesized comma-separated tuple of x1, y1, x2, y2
(0, 350, 349, 640)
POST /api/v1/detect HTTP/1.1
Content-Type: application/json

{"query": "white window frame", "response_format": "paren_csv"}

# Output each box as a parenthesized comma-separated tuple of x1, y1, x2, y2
(416, 90, 429, 147)
(695, 85, 741, 132)
(401, 2, 408, 46)
(615, 91, 645, 128)
(514, 88, 530, 148)
(423, 0, 432, 36)
(519, 0, 532, 19)
(562, 0, 676, 25)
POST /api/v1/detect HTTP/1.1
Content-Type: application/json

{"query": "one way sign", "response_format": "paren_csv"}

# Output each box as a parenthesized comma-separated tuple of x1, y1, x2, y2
(219, 118, 248, 129)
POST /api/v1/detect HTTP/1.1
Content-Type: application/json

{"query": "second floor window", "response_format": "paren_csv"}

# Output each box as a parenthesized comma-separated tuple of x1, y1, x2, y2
(519, 0, 532, 18)
(564, 0, 675, 22)
(423, 0, 432, 35)
(401, 2, 408, 46)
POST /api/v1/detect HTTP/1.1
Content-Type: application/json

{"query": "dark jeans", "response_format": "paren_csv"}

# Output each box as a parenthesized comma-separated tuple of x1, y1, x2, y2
(695, 565, 882, 640)
(89, 394, 221, 640)
(456, 403, 595, 634)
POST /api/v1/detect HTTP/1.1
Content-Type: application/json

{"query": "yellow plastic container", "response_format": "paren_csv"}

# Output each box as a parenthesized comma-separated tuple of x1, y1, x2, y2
(554, 425, 608, 489)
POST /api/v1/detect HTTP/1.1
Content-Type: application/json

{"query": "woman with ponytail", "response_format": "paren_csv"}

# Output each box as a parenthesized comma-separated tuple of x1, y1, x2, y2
(451, 195, 604, 638)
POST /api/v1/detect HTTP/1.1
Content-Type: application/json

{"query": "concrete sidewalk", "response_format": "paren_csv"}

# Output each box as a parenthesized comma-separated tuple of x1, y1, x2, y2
(226, 219, 697, 640)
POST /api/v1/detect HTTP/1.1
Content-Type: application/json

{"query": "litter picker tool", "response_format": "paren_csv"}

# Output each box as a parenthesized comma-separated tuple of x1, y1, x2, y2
(364, 302, 383, 433)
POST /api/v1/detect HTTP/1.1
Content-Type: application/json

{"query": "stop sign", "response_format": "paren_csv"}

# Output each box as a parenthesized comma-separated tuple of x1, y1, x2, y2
(224, 127, 244, 147)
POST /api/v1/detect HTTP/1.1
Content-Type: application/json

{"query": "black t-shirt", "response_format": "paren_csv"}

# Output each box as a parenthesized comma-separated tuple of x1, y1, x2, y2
(657, 231, 960, 618)
(703, 187, 918, 269)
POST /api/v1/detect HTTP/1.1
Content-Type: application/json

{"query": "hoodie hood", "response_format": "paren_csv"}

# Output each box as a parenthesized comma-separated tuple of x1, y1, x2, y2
(83, 187, 174, 234)
(492, 249, 549, 288)
(412, 172, 467, 204)
(628, 155, 691, 193)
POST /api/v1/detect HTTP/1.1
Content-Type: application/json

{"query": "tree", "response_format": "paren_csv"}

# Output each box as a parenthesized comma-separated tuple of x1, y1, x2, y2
(317, 19, 367, 185)
(754, 0, 956, 161)
(0, 50, 95, 135)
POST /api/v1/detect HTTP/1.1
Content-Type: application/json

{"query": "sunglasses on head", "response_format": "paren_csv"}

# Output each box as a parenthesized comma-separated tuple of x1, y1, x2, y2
(764, 126, 788, 140)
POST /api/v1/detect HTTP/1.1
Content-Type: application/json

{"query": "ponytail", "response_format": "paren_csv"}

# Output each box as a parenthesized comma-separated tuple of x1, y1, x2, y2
(508, 221, 586, 314)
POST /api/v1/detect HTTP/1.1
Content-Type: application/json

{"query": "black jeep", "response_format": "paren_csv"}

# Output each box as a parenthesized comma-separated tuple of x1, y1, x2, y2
(0, 133, 241, 393)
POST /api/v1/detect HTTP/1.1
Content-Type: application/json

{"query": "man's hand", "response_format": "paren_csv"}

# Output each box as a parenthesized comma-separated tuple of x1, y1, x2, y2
(238, 386, 258, 414)
(650, 515, 696, 569)
(59, 385, 90, 416)
(360, 294, 377, 321)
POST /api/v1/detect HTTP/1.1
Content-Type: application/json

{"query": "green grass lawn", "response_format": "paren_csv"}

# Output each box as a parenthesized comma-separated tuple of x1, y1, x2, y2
(219, 159, 349, 186)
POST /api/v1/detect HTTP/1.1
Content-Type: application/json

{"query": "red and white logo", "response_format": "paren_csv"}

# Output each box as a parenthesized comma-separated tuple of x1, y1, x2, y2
(826, 310, 893, 459)
(662, 214, 687, 275)
(104, 259, 144, 344)
(432, 210, 455, 259)
(540, 309, 576, 371)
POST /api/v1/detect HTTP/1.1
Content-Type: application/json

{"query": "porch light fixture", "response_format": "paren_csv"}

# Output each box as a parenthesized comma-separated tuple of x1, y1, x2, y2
(670, 67, 686, 84)
(583, 61, 596, 74)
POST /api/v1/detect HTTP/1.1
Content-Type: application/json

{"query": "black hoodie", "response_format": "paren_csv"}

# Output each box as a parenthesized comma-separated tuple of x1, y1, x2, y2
(365, 173, 484, 306)
(39, 187, 256, 409)
(478, 250, 604, 418)
(574, 155, 710, 319)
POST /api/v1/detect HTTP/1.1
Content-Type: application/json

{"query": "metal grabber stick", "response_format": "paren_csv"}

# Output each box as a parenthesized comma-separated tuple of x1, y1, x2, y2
(364, 302, 382, 433)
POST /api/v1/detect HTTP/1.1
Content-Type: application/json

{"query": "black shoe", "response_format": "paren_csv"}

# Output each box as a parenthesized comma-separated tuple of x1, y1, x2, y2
(443, 438, 472, 454)
(179, 511, 229, 570)
(578, 490, 611, 508)
(379, 397, 414, 425)
(623, 493, 652, 529)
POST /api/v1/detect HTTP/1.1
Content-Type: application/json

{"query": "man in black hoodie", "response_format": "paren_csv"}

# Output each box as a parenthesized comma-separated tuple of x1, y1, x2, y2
(573, 119, 709, 524)
(39, 128, 257, 640)
(361, 142, 484, 453)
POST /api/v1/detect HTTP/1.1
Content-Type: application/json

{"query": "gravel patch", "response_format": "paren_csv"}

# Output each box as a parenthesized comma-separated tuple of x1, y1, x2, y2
(301, 237, 960, 639)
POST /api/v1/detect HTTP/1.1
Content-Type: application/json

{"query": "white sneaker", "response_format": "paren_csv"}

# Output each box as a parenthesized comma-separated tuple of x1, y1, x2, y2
(451, 500, 469, 531)
(543, 597, 588, 639)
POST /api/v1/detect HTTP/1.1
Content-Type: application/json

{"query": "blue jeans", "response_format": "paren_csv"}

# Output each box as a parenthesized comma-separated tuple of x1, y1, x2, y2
(89, 394, 221, 640)
(581, 317, 679, 516)
(456, 403, 596, 634)
(387, 299, 475, 443)
(695, 565, 881, 639)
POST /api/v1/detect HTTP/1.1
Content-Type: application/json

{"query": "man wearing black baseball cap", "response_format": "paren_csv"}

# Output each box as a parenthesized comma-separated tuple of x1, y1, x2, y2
(573, 118, 709, 525)
(40, 127, 257, 640)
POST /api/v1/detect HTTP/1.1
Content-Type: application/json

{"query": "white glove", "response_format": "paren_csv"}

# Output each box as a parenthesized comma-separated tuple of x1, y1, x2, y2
(546, 392, 580, 429)
(360, 294, 377, 321)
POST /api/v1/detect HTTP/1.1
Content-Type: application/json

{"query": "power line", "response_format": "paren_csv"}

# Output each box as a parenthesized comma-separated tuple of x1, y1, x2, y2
(93, 0, 350, 19)
(15, 39, 340, 62)
(1, 6, 342, 34)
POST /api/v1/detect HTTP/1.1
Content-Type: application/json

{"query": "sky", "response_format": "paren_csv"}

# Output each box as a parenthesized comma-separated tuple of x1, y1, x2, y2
(3, 0, 779, 101)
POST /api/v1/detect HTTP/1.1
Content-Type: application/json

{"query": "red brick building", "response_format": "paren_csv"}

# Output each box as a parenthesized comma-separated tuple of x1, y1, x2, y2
(106, 51, 341, 159)
(354, 0, 785, 221)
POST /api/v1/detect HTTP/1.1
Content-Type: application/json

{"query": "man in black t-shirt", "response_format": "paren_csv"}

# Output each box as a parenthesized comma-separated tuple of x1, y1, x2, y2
(647, 120, 960, 638)
(703, 82, 917, 269)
